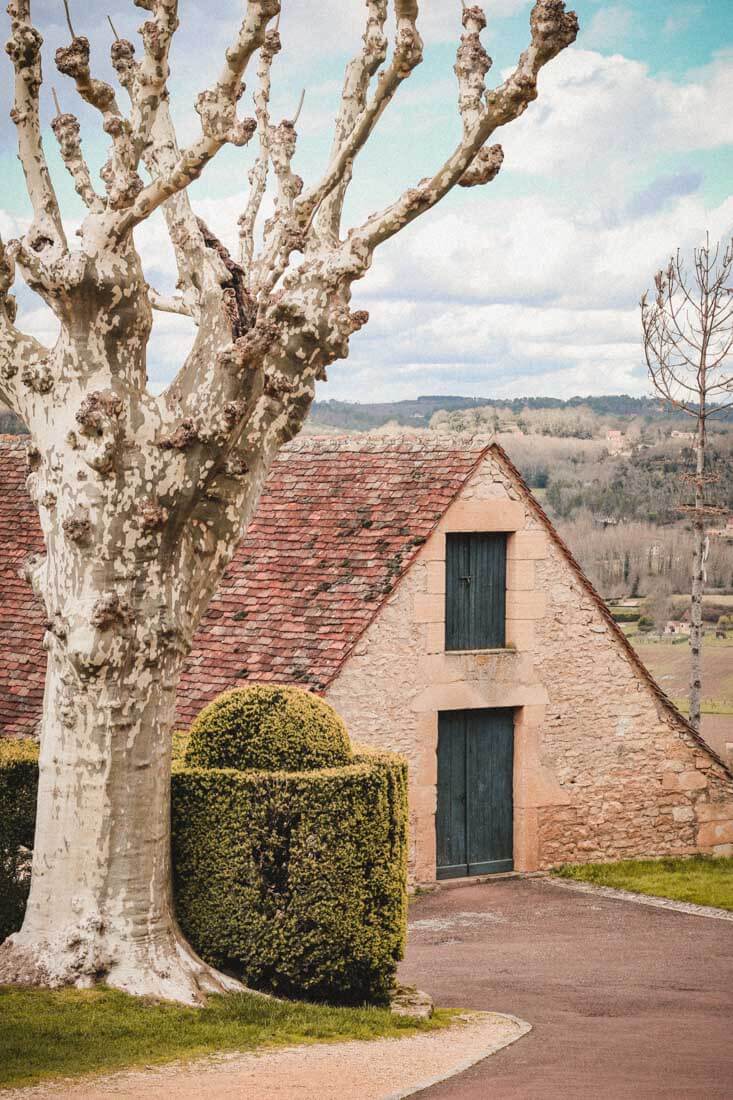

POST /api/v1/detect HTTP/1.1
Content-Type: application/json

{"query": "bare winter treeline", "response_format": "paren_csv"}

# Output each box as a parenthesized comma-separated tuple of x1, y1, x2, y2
(498, 432, 733, 525)
(430, 402, 732, 441)
(555, 514, 732, 601)
(492, 432, 733, 602)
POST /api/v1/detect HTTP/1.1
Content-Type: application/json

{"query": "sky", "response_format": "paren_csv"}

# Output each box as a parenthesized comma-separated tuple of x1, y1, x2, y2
(1, 0, 731, 403)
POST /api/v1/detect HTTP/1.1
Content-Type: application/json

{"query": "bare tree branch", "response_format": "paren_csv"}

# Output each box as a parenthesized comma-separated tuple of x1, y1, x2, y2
(148, 287, 194, 317)
(296, 1, 424, 231)
(5, 0, 66, 250)
(255, 106, 306, 296)
(0, 235, 51, 419)
(312, 1, 388, 246)
(640, 233, 733, 730)
(128, 0, 179, 165)
(50, 104, 105, 212)
(108, 35, 205, 307)
(54, 7, 143, 209)
(237, 26, 281, 280)
(350, 0, 578, 253)
(113, 0, 278, 235)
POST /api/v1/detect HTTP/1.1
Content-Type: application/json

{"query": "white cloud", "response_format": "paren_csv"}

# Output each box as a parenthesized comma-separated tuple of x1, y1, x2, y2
(326, 188, 733, 401)
(662, 5, 704, 38)
(358, 190, 733, 310)
(582, 5, 634, 51)
(500, 48, 733, 198)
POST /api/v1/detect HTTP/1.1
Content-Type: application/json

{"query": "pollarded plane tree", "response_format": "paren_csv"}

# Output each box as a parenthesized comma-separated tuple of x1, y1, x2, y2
(641, 236, 733, 731)
(0, 0, 577, 1003)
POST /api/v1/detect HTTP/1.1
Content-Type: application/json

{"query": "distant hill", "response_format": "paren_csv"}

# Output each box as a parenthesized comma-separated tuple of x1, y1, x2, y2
(309, 394, 717, 432)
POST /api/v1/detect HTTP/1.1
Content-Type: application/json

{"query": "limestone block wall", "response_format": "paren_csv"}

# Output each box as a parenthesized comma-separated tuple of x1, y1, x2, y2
(326, 446, 733, 882)
(530, 526, 733, 867)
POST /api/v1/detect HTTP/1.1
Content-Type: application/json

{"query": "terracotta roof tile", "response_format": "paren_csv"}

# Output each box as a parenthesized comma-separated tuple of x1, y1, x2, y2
(0, 434, 487, 733)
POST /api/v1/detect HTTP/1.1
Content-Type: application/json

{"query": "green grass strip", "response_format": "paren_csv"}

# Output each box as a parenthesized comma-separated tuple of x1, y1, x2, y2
(553, 855, 733, 911)
(670, 698, 733, 716)
(0, 987, 455, 1090)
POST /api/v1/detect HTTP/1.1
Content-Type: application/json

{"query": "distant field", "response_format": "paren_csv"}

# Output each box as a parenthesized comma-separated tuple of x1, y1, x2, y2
(670, 593, 733, 608)
(631, 636, 733, 761)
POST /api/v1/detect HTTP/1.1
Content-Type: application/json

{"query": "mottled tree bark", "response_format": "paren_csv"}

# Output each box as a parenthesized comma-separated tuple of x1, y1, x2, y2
(0, 0, 578, 1001)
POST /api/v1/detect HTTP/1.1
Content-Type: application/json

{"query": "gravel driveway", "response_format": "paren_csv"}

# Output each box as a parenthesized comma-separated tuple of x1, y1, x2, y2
(400, 876, 733, 1100)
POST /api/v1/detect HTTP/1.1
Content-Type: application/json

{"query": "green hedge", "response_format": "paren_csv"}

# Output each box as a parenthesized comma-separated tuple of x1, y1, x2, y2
(186, 686, 353, 772)
(0, 741, 38, 943)
(610, 609, 641, 623)
(0, 741, 408, 1006)
(172, 750, 407, 1005)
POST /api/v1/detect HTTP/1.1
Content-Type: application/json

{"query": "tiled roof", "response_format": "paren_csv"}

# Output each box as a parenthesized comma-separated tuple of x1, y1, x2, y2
(0, 436, 46, 737)
(0, 435, 488, 734)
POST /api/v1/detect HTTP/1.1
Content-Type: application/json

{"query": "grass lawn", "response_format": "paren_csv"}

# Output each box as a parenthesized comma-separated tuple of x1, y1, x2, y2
(672, 698, 733, 716)
(0, 987, 455, 1091)
(554, 856, 733, 911)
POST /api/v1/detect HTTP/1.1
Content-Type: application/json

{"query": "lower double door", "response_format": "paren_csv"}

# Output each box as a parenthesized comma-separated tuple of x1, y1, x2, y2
(436, 708, 514, 879)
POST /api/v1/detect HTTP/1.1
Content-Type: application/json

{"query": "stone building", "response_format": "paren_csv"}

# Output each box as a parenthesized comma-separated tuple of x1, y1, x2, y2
(1, 434, 732, 884)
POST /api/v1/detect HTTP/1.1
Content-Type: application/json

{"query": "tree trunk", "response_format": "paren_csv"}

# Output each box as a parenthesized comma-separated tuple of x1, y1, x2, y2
(688, 413, 706, 731)
(0, 575, 241, 1003)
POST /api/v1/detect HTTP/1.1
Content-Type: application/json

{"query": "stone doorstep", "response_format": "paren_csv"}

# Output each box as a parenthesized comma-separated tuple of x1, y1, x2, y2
(411, 871, 543, 895)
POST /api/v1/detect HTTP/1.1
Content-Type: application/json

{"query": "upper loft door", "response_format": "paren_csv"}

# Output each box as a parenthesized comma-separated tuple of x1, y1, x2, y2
(436, 708, 514, 879)
(445, 533, 507, 651)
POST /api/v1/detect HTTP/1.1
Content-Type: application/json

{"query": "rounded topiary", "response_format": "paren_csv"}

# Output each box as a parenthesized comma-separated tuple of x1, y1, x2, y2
(184, 685, 353, 772)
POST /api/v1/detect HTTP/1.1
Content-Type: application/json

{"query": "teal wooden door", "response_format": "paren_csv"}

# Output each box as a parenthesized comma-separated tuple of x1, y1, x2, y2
(436, 709, 514, 879)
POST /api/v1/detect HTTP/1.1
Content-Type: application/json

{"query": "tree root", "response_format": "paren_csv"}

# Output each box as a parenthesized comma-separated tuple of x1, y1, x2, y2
(0, 921, 258, 1006)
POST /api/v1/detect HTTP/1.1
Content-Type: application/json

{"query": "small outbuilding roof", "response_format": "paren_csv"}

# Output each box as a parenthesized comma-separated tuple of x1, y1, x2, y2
(0, 435, 488, 734)
(176, 437, 488, 724)
(0, 436, 46, 737)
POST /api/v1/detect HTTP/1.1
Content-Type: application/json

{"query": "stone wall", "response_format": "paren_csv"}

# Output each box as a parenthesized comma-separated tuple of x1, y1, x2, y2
(325, 445, 733, 882)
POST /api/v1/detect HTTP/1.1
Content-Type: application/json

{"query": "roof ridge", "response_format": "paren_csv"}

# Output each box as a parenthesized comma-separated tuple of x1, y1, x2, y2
(284, 431, 495, 453)
(0, 431, 497, 454)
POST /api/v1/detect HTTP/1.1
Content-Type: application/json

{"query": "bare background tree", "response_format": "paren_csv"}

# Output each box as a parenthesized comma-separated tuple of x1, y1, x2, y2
(0, 0, 577, 1002)
(641, 235, 733, 730)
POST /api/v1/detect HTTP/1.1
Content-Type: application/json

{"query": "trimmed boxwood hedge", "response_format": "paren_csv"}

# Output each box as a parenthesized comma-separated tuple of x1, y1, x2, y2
(172, 749, 408, 1005)
(0, 739, 408, 1006)
(0, 740, 38, 943)
(186, 686, 353, 773)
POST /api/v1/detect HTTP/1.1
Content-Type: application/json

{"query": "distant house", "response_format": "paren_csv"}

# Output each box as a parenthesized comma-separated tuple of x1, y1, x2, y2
(2, 434, 733, 883)
(605, 429, 625, 455)
(710, 516, 733, 541)
(664, 620, 691, 637)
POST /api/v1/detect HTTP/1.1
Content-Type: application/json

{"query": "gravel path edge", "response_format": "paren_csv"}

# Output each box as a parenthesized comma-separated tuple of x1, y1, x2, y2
(383, 1013, 532, 1099)
(2, 1011, 532, 1100)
